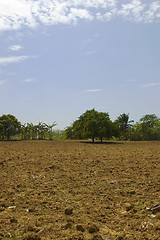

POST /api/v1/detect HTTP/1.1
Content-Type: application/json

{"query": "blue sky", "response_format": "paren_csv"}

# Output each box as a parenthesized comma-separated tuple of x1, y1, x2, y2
(0, 0, 160, 129)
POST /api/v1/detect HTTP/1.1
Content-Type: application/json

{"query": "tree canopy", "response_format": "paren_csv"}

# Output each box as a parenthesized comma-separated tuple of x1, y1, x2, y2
(65, 109, 112, 142)
(139, 114, 160, 140)
(114, 113, 134, 140)
(0, 114, 21, 140)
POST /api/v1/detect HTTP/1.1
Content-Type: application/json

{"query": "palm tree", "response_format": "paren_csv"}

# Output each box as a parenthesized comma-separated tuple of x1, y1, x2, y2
(21, 124, 26, 140)
(45, 122, 57, 140)
(117, 113, 134, 139)
(37, 122, 47, 140)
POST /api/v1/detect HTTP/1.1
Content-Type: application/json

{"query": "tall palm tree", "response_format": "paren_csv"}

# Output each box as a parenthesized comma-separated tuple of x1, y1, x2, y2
(117, 113, 134, 139)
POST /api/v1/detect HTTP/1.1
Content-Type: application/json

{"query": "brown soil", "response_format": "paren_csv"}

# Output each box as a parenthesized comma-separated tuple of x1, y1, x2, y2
(0, 140, 160, 240)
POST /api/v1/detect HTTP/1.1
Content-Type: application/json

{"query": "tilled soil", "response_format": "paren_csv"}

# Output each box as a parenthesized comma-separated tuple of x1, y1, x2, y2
(0, 140, 160, 240)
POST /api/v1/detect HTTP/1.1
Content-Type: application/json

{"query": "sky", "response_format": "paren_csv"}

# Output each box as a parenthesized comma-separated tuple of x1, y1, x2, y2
(0, 0, 160, 130)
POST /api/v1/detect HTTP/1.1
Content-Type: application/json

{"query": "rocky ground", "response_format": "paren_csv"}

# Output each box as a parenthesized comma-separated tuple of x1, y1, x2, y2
(0, 140, 160, 240)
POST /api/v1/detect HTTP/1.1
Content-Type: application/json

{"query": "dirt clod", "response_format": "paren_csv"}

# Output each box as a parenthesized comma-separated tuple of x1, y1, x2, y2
(23, 233, 41, 240)
(65, 222, 72, 229)
(10, 218, 18, 223)
(124, 203, 133, 212)
(24, 226, 39, 233)
(154, 221, 160, 230)
(76, 225, 85, 232)
(88, 224, 99, 233)
(92, 234, 103, 240)
(65, 208, 73, 215)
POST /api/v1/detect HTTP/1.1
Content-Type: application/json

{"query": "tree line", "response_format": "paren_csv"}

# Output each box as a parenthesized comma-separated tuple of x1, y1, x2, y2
(0, 114, 58, 141)
(65, 109, 160, 142)
(0, 110, 160, 141)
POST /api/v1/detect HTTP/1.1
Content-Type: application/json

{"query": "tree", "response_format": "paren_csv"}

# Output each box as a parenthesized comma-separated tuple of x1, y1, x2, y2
(115, 113, 134, 140)
(78, 109, 98, 142)
(95, 111, 112, 142)
(64, 126, 74, 139)
(65, 109, 112, 142)
(21, 121, 57, 140)
(139, 114, 160, 140)
(21, 123, 27, 140)
(45, 122, 57, 140)
(0, 114, 21, 140)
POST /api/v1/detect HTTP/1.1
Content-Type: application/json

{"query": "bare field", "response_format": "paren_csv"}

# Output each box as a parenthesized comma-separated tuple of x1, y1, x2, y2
(0, 140, 160, 240)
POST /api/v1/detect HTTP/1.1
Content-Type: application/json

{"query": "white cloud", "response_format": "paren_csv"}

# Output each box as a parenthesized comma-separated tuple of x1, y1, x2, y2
(24, 78, 35, 83)
(82, 89, 103, 93)
(0, 56, 32, 65)
(126, 79, 136, 82)
(118, 0, 160, 23)
(9, 45, 23, 51)
(0, 0, 160, 31)
(144, 1, 160, 22)
(68, 7, 93, 23)
(85, 50, 98, 55)
(70, 0, 116, 9)
(82, 38, 92, 44)
(0, 0, 37, 30)
(142, 82, 160, 88)
(0, 80, 7, 87)
(118, 0, 145, 22)
(96, 8, 117, 21)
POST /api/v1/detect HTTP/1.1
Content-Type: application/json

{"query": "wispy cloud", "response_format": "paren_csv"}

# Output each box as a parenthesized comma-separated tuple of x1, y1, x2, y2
(0, 0, 160, 31)
(141, 82, 160, 88)
(0, 80, 7, 87)
(0, 69, 16, 76)
(82, 38, 92, 45)
(85, 50, 98, 55)
(126, 79, 136, 82)
(9, 45, 23, 51)
(82, 89, 103, 93)
(0, 56, 34, 65)
(24, 78, 35, 83)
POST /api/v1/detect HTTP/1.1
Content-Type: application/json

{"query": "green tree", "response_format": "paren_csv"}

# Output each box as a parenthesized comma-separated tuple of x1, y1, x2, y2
(21, 121, 57, 140)
(112, 120, 121, 139)
(78, 109, 99, 142)
(37, 122, 48, 140)
(116, 113, 134, 140)
(139, 114, 160, 140)
(65, 109, 112, 142)
(64, 126, 74, 139)
(96, 111, 112, 142)
(0, 114, 21, 140)
(45, 122, 57, 140)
